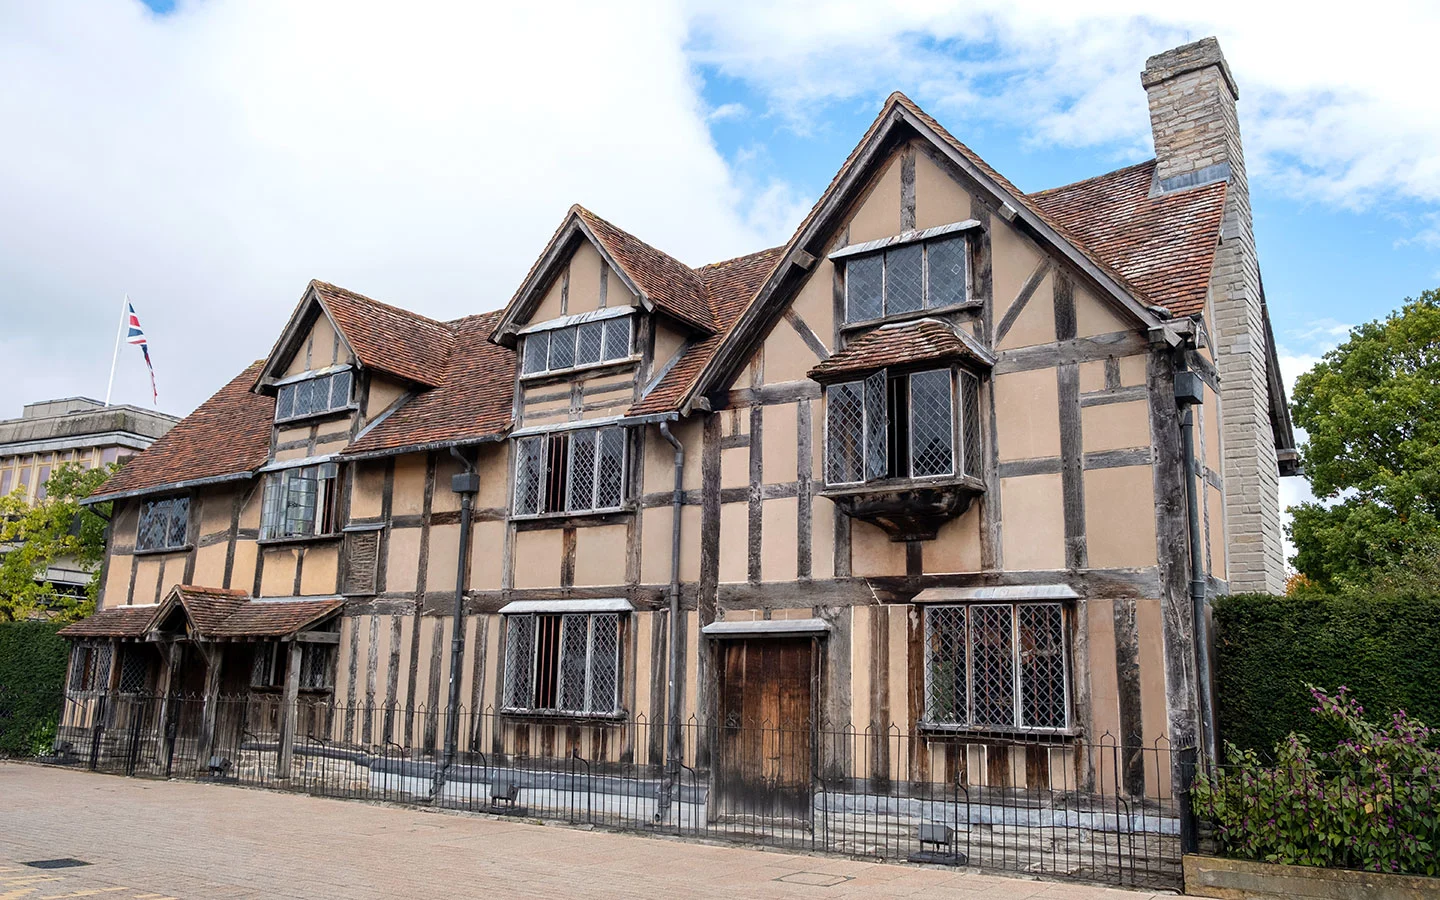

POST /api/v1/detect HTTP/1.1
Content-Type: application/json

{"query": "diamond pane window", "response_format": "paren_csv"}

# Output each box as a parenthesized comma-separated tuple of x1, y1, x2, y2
(923, 603, 1069, 731)
(513, 426, 627, 517)
(503, 612, 623, 715)
(567, 430, 597, 511)
(276, 385, 295, 419)
(885, 244, 924, 314)
(960, 370, 982, 477)
(846, 254, 884, 322)
(118, 647, 149, 694)
(926, 237, 967, 308)
(548, 326, 576, 370)
(602, 317, 631, 360)
(523, 332, 549, 375)
(596, 428, 626, 509)
(292, 379, 315, 417)
(863, 370, 888, 481)
(275, 371, 352, 422)
(329, 369, 353, 408)
(260, 465, 339, 539)
(514, 437, 544, 516)
(909, 369, 954, 477)
(575, 322, 604, 366)
(825, 381, 865, 485)
(136, 496, 189, 552)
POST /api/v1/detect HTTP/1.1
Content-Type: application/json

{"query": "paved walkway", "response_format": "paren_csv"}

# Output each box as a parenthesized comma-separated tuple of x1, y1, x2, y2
(1, 763, 1173, 899)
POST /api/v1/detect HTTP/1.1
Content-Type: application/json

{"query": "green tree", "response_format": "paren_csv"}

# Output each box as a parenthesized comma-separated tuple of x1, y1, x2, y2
(1288, 290, 1440, 590)
(0, 463, 114, 622)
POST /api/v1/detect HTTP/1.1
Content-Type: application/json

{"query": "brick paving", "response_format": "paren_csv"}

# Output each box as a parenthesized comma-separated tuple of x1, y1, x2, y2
(0, 762, 1174, 899)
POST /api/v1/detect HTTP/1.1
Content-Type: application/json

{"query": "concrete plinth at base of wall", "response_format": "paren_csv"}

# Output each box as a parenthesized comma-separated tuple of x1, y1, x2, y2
(1183, 854, 1440, 899)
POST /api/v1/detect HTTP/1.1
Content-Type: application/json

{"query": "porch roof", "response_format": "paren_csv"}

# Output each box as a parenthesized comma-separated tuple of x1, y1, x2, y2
(806, 319, 994, 383)
(57, 603, 161, 639)
(150, 585, 344, 640)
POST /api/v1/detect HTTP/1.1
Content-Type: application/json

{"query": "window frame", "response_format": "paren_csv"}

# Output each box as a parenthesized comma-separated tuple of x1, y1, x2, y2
(921, 602, 1072, 733)
(512, 426, 629, 518)
(521, 315, 634, 378)
(135, 495, 191, 553)
(251, 641, 336, 691)
(843, 234, 971, 326)
(70, 642, 112, 694)
(259, 463, 341, 541)
(824, 366, 981, 487)
(500, 612, 625, 717)
(274, 369, 355, 424)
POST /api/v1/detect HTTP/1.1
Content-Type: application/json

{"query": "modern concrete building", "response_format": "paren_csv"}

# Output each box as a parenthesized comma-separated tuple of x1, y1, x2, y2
(0, 397, 178, 595)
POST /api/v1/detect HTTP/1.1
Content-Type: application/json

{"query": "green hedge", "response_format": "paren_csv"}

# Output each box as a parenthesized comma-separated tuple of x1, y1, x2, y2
(0, 620, 69, 756)
(1214, 592, 1440, 752)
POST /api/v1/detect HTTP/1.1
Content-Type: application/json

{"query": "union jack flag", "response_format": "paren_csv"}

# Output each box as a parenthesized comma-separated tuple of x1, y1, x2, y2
(125, 301, 158, 404)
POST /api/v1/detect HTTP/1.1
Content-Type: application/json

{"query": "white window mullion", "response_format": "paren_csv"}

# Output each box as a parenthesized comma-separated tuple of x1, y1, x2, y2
(1011, 603, 1023, 729)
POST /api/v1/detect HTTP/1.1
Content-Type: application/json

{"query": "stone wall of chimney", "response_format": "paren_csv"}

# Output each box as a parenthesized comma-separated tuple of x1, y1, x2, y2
(1144, 38, 1286, 594)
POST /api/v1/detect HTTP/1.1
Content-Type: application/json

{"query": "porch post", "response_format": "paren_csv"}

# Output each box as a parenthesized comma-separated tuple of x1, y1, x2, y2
(195, 642, 223, 770)
(276, 639, 303, 778)
(155, 641, 180, 746)
(102, 638, 122, 727)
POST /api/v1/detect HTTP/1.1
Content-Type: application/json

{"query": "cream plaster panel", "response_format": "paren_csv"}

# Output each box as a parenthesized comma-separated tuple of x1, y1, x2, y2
(810, 500, 836, 580)
(427, 524, 460, 593)
(924, 509, 982, 574)
(351, 462, 386, 520)
(846, 154, 903, 244)
(1083, 467, 1158, 569)
(653, 322, 686, 373)
(1073, 283, 1131, 339)
(567, 241, 605, 315)
(762, 323, 822, 385)
(239, 488, 263, 530)
(999, 474, 1066, 570)
(791, 260, 835, 352)
(273, 446, 311, 463)
(1206, 483, 1227, 579)
(469, 521, 506, 591)
(579, 399, 631, 422)
(275, 425, 311, 446)
(640, 507, 672, 586)
(229, 540, 258, 593)
(282, 312, 345, 377)
(533, 272, 566, 323)
(431, 457, 463, 514)
(914, 146, 973, 230)
(761, 497, 799, 583)
(718, 502, 748, 584)
(300, 544, 339, 596)
(1078, 360, 1107, 394)
(1202, 388, 1221, 473)
(993, 368, 1060, 461)
(513, 529, 562, 590)
(680, 505, 702, 584)
(849, 606, 872, 738)
(158, 555, 184, 600)
(260, 548, 299, 597)
(395, 615, 414, 706)
(192, 544, 227, 589)
(607, 275, 636, 308)
(391, 455, 428, 517)
(314, 437, 350, 457)
(990, 217, 1046, 323)
(476, 446, 510, 510)
(995, 271, 1056, 351)
(129, 557, 160, 604)
(1135, 598, 1173, 783)
(574, 524, 628, 587)
(1081, 401, 1151, 454)
(761, 403, 800, 485)
(200, 494, 231, 535)
(1118, 354, 1147, 388)
(101, 553, 133, 607)
(720, 446, 749, 490)
(366, 376, 407, 423)
(851, 519, 905, 577)
(386, 527, 422, 594)
(633, 610, 653, 716)
(1084, 599, 1122, 750)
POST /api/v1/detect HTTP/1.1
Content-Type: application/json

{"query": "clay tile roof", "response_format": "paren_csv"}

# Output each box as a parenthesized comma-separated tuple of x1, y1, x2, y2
(210, 597, 344, 638)
(169, 586, 251, 637)
(574, 207, 717, 333)
(90, 361, 274, 502)
(345, 310, 515, 455)
(807, 319, 991, 382)
(58, 603, 162, 638)
(1028, 160, 1227, 318)
(630, 246, 784, 415)
(311, 280, 455, 387)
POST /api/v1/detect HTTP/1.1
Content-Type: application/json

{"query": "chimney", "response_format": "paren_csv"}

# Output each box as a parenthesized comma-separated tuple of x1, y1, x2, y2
(1143, 38, 1286, 595)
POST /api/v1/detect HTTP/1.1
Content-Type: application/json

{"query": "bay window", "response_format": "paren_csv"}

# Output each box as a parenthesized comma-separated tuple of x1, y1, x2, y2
(826, 367, 981, 486)
(923, 603, 1070, 731)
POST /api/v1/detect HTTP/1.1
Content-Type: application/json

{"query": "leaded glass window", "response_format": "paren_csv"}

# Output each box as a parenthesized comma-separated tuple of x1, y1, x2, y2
(513, 426, 628, 516)
(923, 603, 1070, 730)
(502, 612, 623, 715)
(136, 496, 190, 552)
(260, 463, 339, 539)
(825, 367, 980, 485)
(844, 235, 969, 323)
(275, 370, 353, 422)
(521, 316, 634, 376)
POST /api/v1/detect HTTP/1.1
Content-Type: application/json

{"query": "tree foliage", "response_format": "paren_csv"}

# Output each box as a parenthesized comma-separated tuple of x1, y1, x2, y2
(1289, 290, 1440, 590)
(0, 463, 114, 622)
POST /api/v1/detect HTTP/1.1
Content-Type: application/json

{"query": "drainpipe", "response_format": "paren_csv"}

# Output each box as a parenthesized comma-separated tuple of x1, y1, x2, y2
(657, 422, 685, 819)
(1174, 357, 1216, 769)
(439, 446, 479, 794)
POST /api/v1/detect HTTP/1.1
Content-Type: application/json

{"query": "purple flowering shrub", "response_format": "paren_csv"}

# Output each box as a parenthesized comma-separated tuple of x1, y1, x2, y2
(1192, 686, 1440, 876)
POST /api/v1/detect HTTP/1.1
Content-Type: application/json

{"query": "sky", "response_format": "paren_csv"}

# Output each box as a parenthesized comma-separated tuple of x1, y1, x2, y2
(3, 0, 1438, 557)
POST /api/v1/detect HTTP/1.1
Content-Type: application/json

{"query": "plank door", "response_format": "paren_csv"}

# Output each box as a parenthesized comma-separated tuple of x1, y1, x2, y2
(713, 637, 814, 823)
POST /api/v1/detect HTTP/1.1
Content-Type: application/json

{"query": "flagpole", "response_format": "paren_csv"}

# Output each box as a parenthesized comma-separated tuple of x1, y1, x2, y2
(104, 294, 129, 406)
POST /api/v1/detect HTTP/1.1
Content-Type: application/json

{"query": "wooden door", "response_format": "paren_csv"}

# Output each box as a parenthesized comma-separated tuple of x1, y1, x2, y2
(713, 637, 814, 823)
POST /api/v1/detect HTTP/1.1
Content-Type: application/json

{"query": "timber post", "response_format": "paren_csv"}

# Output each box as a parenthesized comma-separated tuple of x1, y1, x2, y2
(276, 639, 303, 778)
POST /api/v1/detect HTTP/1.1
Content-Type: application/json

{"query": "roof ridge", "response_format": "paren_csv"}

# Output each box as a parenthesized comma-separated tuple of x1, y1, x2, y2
(572, 206, 701, 278)
(310, 279, 456, 334)
(699, 246, 785, 271)
(1028, 159, 1158, 198)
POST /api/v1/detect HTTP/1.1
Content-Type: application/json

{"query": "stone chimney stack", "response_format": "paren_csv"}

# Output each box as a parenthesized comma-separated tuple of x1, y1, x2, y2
(1143, 38, 1286, 594)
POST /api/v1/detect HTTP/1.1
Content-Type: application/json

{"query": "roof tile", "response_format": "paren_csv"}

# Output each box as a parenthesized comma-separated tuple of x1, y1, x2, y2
(808, 320, 989, 382)
(311, 281, 454, 387)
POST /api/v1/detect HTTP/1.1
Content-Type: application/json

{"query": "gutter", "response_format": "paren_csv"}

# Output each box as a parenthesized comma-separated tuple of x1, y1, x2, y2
(83, 470, 256, 506)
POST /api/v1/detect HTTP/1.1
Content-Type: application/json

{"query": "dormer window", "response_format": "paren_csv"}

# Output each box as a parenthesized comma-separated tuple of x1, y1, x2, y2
(826, 367, 981, 486)
(839, 231, 970, 325)
(522, 315, 632, 377)
(275, 370, 353, 422)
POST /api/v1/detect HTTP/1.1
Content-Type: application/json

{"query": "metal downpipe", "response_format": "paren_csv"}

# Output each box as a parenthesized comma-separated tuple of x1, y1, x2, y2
(1180, 402, 1217, 768)
(438, 446, 479, 796)
(658, 422, 685, 820)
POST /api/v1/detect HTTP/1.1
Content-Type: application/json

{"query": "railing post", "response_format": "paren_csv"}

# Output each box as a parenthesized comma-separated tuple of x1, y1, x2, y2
(1178, 744, 1199, 855)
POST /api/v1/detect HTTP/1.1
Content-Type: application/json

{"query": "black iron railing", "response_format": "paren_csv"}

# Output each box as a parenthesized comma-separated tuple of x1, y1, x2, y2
(35, 690, 1184, 888)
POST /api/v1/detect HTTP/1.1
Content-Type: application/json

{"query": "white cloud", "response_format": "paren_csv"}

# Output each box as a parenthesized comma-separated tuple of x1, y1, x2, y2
(685, 0, 1440, 207)
(707, 102, 748, 122)
(0, 0, 785, 415)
